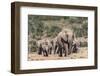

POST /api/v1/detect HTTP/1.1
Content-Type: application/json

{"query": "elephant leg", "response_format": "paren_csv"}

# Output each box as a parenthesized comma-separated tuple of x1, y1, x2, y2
(64, 43, 68, 57)
(48, 50, 50, 54)
(49, 48, 52, 54)
(73, 44, 78, 53)
(43, 49, 48, 57)
(38, 47, 42, 55)
(54, 45, 57, 54)
(71, 45, 74, 53)
(56, 46, 59, 54)
(70, 44, 73, 54)
(58, 47, 63, 57)
(48, 49, 50, 54)
(54, 47, 56, 54)
(68, 42, 73, 55)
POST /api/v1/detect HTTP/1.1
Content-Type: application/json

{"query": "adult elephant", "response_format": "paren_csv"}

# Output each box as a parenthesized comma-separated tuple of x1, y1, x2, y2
(56, 29, 75, 57)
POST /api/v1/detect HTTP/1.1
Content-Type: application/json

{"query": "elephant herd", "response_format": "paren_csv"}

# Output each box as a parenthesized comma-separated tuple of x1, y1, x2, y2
(36, 29, 80, 57)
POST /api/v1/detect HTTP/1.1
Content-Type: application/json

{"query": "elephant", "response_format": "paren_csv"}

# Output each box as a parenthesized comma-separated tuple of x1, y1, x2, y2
(36, 39, 44, 55)
(44, 38, 53, 55)
(56, 29, 75, 57)
(51, 37, 59, 54)
(71, 39, 80, 53)
(36, 38, 52, 56)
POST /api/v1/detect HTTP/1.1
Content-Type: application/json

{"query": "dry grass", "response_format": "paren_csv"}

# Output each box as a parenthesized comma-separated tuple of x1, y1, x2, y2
(28, 47, 88, 61)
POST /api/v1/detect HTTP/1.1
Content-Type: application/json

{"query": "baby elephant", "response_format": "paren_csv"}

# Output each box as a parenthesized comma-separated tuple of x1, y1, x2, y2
(37, 38, 52, 57)
(71, 39, 80, 53)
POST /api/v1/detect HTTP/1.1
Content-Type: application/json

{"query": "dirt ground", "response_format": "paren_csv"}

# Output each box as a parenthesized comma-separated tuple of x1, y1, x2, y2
(28, 47, 88, 61)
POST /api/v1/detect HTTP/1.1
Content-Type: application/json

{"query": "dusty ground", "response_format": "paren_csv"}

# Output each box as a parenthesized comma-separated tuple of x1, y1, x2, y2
(28, 47, 88, 61)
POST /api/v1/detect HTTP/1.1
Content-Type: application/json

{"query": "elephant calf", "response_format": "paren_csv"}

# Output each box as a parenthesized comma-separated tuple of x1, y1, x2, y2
(37, 38, 52, 57)
(72, 39, 80, 53)
(51, 37, 59, 54)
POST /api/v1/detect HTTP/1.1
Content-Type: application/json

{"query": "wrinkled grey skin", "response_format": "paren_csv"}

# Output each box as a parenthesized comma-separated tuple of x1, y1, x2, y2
(56, 29, 74, 57)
